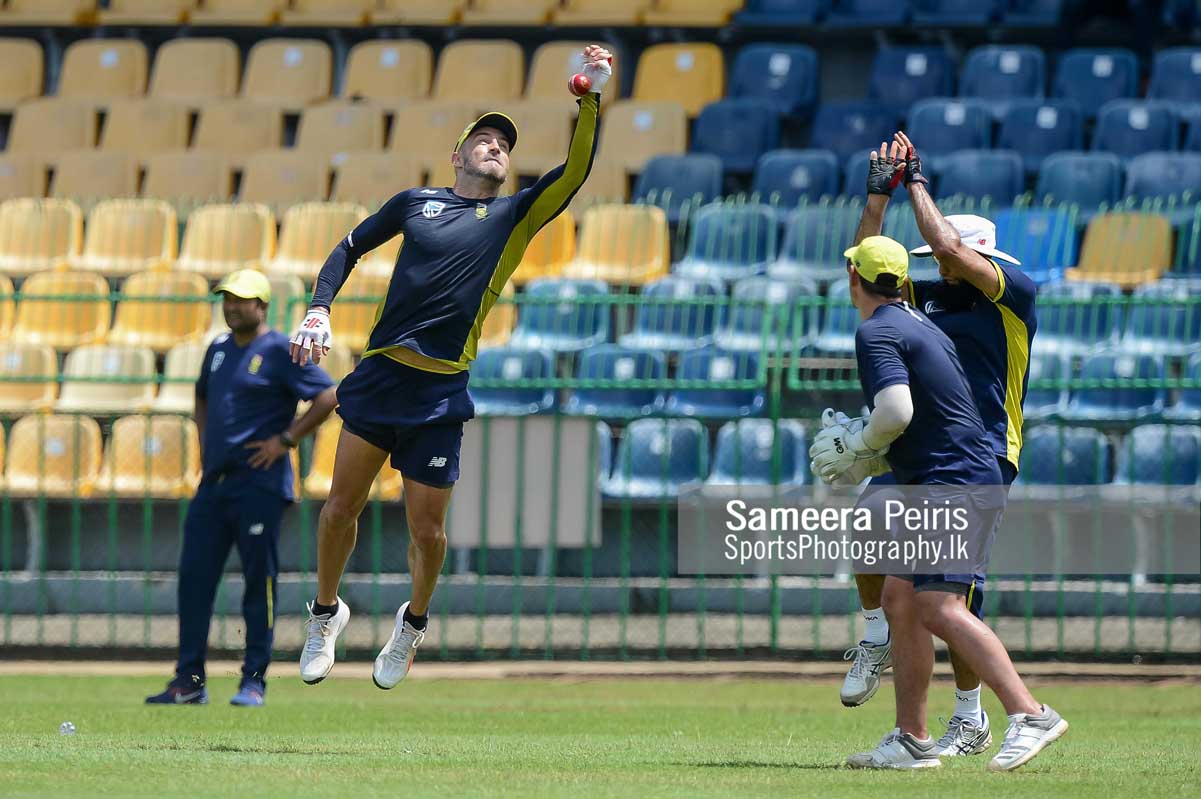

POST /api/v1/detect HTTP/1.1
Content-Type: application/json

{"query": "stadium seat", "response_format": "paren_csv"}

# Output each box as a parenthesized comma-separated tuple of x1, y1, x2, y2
(149, 39, 240, 105)
(1186, 111, 1201, 153)
(912, 0, 1000, 25)
(868, 47, 956, 118)
(50, 151, 139, 207)
(432, 40, 524, 102)
(0, 38, 43, 111)
(997, 100, 1085, 174)
(371, 0, 463, 25)
(97, 0, 192, 25)
(1125, 152, 1201, 214)
(643, 0, 744, 25)
(0, 342, 57, 414)
(751, 150, 839, 211)
(500, 100, 575, 177)
(190, 0, 282, 25)
(314, 342, 353, 384)
(510, 210, 575, 285)
(563, 345, 667, 418)
(0, 198, 82, 278)
(562, 204, 669, 287)
(826, 0, 910, 26)
(905, 99, 992, 168)
(142, 151, 234, 211)
(240, 39, 332, 110)
(632, 155, 723, 225)
(735, 0, 824, 25)
(97, 414, 201, 499)
(56, 344, 157, 414)
(633, 44, 725, 118)
(108, 271, 210, 353)
(1166, 353, 1201, 421)
(468, 347, 557, 415)
(603, 418, 708, 500)
(1065, 212, 1172, 288)
(325, 271, 389, 353)
(1147, 48, 1201, 107)
(1052, 48, 1138, 119)
(665, 348, 765, 418)
(812, 281, 858, 356)
(0, 0, 96, 25)
(691, 99, 781, 174)
(99, 100, 191, 157)
(478, 282, 516, 350)
(265, 274, 307, 332)
(1023, 351, 1068, 421)
(461, 0, 559, 25)
(192, 101, 285, 170)
(526, 41, 620, 105)
(1, 415, 102, 498)
(769, 201, 863, 284)
(303, 416, 401, 502)
(1170, 211, 1201, 280)
(240, 151, 330, 212)
(1119, 282, 1201, 358)
(1035, 151, 1123, 212)
(809, 102, 898, 162)
(1115, 424, 1201, 486)
(618, 276, 726, 351)
(1002, 0, 1064, 26)
(509, 278, 608, 352)
(153, 340, 206, 415)
(58, 39, 147, 102)
(268, 202, 366, 282)
(0, 155, 45, 200)
(175, 204, 276, 280)
(1031, 280, 1123, 357)
(728, 44, 819, 118)
(992, 206, 1078, 284)
(1017, 425, 1110, 485)
(675, 203, 779, 283)
(1061, 351, 1165, 422)
(553, 0, 649, 27)
(597, 101, 688, 175)
(568, 158, 628, 214)
(7, 99, 98, 157)
(388, 100, 487, 175)
(295, 103, 386, 165)
(279, 0, 373, 25)
(332, 153, 423, 209)
(937, 149, 1024, 203)
(1093, 101, 1179, 161)
(959, 45, 1046, 116)
(716, 276, 820, 354)
(341, 40, 432, 105)
(70, 199, 177, 278)
(707, 418, 808, 486)
(0, 274, 11, 338)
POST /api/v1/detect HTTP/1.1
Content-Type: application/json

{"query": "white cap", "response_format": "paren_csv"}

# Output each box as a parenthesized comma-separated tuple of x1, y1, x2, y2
(909, 214, 1021, 266)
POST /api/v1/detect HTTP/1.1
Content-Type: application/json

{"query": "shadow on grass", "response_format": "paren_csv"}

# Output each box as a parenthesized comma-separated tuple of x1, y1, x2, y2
(684, 761, 844, 770)
(131, 742, 357, 756)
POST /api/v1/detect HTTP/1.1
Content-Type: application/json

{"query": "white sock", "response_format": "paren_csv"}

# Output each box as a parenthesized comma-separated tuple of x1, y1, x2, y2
(862, 607, 889, 645)
(953, 686, 982, 725)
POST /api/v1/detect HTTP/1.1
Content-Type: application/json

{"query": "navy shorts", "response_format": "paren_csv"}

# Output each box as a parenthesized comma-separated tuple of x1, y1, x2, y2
(336, 353, 474, 488)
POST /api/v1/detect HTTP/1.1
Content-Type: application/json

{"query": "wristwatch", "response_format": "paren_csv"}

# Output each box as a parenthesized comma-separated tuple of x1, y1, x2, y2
(279, 431, 297, 449)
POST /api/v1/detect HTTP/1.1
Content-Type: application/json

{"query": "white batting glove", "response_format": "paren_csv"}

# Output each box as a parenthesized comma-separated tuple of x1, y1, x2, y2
(290, 308, 332, 366)
(809, 408, 889, 485)
(581, 45, 613, 94)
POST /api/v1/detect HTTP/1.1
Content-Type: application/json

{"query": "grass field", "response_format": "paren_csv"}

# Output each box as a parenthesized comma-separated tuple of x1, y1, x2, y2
(2, 673, 1198, 798)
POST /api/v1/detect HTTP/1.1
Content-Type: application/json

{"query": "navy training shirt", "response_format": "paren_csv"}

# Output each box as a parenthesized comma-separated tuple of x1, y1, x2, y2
(855, 302, 1001, 486)
(196, 330, 334, 500)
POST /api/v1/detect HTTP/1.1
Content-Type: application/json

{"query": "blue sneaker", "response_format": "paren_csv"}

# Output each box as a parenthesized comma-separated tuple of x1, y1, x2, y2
(230, 677, 266, 707)
(145, 677, 208, 705)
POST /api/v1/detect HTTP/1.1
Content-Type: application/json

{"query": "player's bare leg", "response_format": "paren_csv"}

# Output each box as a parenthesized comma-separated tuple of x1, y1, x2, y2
(842, 572, 892, 707)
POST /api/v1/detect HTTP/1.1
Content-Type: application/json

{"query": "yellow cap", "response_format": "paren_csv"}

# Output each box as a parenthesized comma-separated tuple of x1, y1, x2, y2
(454, 111, 519, 153)
(844, 236, 909, 286)
(214, 269, 271, 302)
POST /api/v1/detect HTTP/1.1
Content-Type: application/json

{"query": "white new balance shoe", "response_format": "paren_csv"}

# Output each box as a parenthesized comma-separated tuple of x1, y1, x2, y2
(989, 704, 1068, 772)
(846, 727, 942, 769)
(840, 638, 892, 707)
(373, 601, 425, 690)
(936, 711, 993, 756)
(299, 598, 349, 685)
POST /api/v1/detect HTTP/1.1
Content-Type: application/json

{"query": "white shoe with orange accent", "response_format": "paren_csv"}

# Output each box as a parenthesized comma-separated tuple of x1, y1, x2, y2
(372, 602, 425, 690)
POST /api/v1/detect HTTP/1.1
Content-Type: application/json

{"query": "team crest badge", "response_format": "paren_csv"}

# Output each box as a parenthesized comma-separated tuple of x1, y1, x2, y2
(475, 204, 488, 220)
(248, 354, 263, 374)
(210, 351, 224, 372)
(422, 200, 446, 218)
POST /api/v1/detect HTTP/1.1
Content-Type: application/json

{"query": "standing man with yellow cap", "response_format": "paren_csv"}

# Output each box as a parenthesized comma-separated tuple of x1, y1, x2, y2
(146, 269, 338, 707)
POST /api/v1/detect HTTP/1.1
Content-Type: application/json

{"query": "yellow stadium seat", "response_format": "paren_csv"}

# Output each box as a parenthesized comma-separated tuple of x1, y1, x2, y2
(553, 0, 649, 25)
(374, 0, 463, 25)
(319, 341, 355, 383)
(562, 204, 669, 286)
(479, 282, 516, 348)
(154, 339, 206, 415)
(99, 100, 191, 157)
(280, 0, 373, 25)
(569, 158, 628, 215)
(503, 100, 575, 177)
(266, 273, 306, 332)
(240, 150, 330, 212)
(98, 0, 191, 24)
(1065, 212, 1173, 289)
(191, 0, 281, 25)
(0, 198, 83, 278)
(143, 151, 234, 212)
(632, 43, 725, 117)
(0, 274, 12, 338)
(58, 39, 148, 102)
(56, 344, 156, 415)
(0, 0, 96, 26)
(597, 101, 688, 174)
(341, 40, 433, 105)
(70, 199, 177, 278)
(192, 101, 285, 169)
(0, 155, 47, 200)
(50, 151, 139, 207)
(511, 210, 576, 285)
(11, 271, 110, 350)
(432, 40, 525, 102)
(268, 202, 367, 282)
(332, 153, 423, 209)
(175, 203, 276, 280)
(326, 271, 388, 352)
(0, 38, 43, 111)
(461, 0, 557, 25)
(241, 39, 332, 110)
(7, 99, 99, 157)
(389, 100, 484, 173)
(526, 41, 620, 105)
(97, 414, 201, 498)
(0, 343, 57, 414)
(2, 414, 102, 498)
(149, 39, 240, 105)
(108, 271, 210, 353)
(296, 103, 387, 165)
(303, 416, 401, 501)
(642, 0, 743, 25)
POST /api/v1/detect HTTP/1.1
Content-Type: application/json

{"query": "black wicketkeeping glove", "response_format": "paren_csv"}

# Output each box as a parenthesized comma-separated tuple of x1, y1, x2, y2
(866, 152, 906, 197)
(902, 145, 930, 187)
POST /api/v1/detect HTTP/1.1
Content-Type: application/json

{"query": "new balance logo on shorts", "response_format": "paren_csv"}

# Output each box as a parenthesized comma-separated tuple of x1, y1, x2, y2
(427, 456, 447, 468)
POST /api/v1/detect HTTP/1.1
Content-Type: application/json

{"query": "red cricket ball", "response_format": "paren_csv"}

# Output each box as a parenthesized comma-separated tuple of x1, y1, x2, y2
(569, 73, 592, 96)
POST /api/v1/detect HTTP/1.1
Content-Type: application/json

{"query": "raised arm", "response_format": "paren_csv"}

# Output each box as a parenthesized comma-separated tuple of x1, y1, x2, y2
(851, 139, 907, 247)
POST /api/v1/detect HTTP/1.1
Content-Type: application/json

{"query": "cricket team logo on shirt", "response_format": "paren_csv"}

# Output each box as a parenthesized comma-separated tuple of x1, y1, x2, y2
(248, 354, 263, 375)
(422, 200, 446, 219)
(475, 204, 488, 220)
(210, 351, 225, 372)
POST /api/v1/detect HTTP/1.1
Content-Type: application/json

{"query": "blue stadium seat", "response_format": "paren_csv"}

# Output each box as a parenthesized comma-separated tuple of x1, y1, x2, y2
(1032, 280, 1123, 356)
(812, 281, 858, 356)
(692, 99, 781, 174)
(1119, 283, 1201, 358)
(618, 276, 726, 351)
(675, 203, 779, 283)
(1023, 351, 1068, 421)
(509, 278, 610, 353)
(469, 348, 557, 416)
(716, 276, 820, 354)
(1186, 110, 1201, 152)
(868, 47, 956, 117)
(1062, 351, 1165, 422)
(997, 99, 1084, 174)
(1052, 48, 1139, 120)
(959, 45, 1046, 117)
(751, 149, 841, 210)
(1035, 151, 1123, 213)
(993, 206, 1079, 284)
(1017, 425, 1111, 485)
(1092, 101, 1179, 161)
(1115, 424, 1201, 485)
(729, 44, 819, 118)
(809, 102, 898, 162)
(841, 148, 878, 200)
(1124, 153, 1201, 215)
(1148, 48, 1201, 107)
(594, 420, 614, 481)
(769, 201, 863, 284)
(1165, 353, 1201, 421)
(632, 154, 723, 225)
(665, 347, 765, 418)
(563, 345, 666, 419)
(736, 0, 827, 26)
(603, 418, 709, 501)
(707, 418, 809, 486)
(1002, 0, 1065, 26)
(912, 0, 1000, 25)
(826, 0, 910, 26)
(936, 149, 1025, 203)
(905, 98, 992, 169)
(1169, 213, 1201, 280)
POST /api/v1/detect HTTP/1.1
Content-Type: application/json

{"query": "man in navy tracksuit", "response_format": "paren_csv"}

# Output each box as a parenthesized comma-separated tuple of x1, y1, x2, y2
(146, 270, 337, 706)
